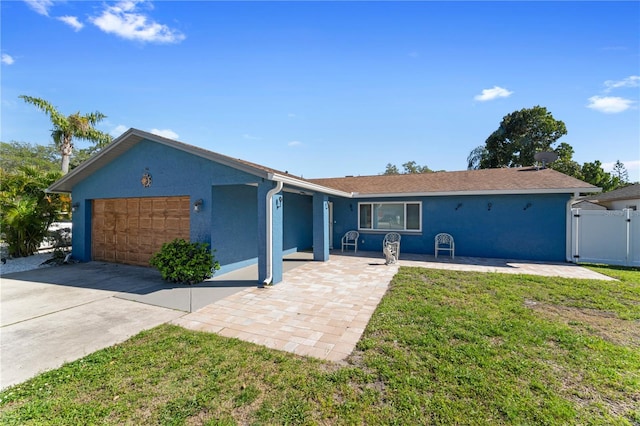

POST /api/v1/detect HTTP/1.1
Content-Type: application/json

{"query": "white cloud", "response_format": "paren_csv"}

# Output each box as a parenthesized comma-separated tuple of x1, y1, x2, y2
(587, 96, 635, 114)
(110, 125, 129, 137)
(604, 76, 639, 92)
(288, 141, 302, 147)
(1, 54, 15, 65)
(242, 134, 261, 140)
(150, 128, 179, 139)
(57, 15, 84, 31)
(474, 86, 513, 102)
(90, 1, 185, 44)
(23, 0, 54, 16)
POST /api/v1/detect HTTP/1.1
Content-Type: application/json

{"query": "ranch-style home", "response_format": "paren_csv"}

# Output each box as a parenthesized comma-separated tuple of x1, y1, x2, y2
(47, 128, 599, 285)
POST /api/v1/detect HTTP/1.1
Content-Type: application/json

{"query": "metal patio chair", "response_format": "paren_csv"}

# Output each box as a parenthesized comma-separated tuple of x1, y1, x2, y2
(434, 232, 455, 259)
(383, 232, 402, 260)
(341, 230, 359, 252)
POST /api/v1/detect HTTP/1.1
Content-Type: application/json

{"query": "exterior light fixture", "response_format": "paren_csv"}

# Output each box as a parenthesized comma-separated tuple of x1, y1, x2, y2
(71, 202, 80, 212)
(487, 202, 492, 211)
(193, 199, 203, 213)
(276, 196, 283, 209)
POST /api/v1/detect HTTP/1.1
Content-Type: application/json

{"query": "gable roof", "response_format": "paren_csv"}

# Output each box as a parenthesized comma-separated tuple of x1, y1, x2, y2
(309, 167, 599, 197)
(582, 183, 639, 203)
(46, 128, 350, 196)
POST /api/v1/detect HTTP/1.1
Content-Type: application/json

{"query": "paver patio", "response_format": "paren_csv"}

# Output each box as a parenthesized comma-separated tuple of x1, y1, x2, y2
(173, 251, 613, 362)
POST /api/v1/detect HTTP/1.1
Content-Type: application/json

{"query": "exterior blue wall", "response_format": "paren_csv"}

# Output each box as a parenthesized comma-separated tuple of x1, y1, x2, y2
(283, 192, 313, 252)
(71, 139, 261, 265)
(211, 184, 258, 272)
(330, 193, 571, 261)
(69, 136, 572, 277)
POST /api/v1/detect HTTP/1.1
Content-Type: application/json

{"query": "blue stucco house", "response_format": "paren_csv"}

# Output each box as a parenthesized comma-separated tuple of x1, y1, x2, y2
(48, 128, 598, 284)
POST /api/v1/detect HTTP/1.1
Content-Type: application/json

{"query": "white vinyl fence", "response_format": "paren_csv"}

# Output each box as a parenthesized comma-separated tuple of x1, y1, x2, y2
(571, 208, 640, 267)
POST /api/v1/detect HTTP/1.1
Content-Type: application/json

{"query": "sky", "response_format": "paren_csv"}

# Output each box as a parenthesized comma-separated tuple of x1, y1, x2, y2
(1, 1, 639, 181)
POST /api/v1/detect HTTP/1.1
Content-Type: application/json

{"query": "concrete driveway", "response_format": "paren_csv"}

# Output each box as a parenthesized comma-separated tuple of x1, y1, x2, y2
(0, 262, 254, 390)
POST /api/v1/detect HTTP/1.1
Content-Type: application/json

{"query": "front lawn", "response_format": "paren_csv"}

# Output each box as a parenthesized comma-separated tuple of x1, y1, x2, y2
(1, 267, 638, 425)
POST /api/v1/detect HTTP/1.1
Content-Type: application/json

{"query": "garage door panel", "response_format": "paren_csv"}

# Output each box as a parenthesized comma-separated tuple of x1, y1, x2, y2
(114, 200, 127, 214)
(127, 198, 140, 210)
(92, 197, 190, 267)
(152, 218, 166, 230)
(128, 217, 139, 231)
(165, 217, 181, 230)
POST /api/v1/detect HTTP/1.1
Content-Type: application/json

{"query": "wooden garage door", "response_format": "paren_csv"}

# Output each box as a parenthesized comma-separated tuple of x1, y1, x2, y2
(92, 196, 190, 266)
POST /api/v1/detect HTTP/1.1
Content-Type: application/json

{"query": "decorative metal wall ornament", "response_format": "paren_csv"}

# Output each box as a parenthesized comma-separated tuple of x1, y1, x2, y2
(141, 170, 152, 188)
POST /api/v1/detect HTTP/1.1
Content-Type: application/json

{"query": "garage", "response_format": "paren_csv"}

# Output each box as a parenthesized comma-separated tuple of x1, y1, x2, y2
(92, 196, 190, 266)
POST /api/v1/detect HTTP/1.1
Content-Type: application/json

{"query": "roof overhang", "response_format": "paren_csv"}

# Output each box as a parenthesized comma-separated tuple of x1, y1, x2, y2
(269, 173, 353, 198)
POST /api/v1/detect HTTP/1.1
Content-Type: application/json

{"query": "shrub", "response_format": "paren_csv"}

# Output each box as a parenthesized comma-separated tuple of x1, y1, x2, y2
(149, 239, 220, 285)
(0, 166, 64, 257)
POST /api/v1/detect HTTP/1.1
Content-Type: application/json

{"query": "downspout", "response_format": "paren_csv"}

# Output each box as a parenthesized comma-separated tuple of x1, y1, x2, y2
(566, 192, 579, 262)
(263, 180, 284, 286)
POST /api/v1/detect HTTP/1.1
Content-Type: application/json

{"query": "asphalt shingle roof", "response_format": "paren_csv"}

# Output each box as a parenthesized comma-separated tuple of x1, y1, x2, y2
(309, 167, 598, 195)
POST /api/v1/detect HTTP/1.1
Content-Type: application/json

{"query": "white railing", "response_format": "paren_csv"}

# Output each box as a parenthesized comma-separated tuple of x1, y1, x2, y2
(571, 208, 639, 267)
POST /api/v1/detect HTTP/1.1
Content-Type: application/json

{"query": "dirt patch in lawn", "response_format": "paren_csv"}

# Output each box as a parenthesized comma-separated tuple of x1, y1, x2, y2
(525, 299, 640, 349)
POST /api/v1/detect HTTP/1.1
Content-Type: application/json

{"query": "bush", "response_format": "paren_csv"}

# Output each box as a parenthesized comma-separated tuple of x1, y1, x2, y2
(149, 239, 220, 285)
(0, 166, 64, 257)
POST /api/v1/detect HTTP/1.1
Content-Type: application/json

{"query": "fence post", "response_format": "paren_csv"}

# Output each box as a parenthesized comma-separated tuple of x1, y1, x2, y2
(624, 208, 631, 266)
(571, 208, 580, 263)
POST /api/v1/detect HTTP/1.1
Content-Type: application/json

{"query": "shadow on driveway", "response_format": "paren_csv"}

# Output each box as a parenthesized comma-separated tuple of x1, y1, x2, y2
(2, 261, 257, 314)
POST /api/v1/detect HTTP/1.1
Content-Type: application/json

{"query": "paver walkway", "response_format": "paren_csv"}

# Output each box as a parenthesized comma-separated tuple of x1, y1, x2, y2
(173, 252, 612, 362)
(173, 253, 397, 361)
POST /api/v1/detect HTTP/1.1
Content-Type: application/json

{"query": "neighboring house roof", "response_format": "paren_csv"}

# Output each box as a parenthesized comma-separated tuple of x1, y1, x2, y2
(309, 168, 599, 197)
(581, 183, 640, 203)
(47, 128, 599, 197)
(572, 200, 607, 210)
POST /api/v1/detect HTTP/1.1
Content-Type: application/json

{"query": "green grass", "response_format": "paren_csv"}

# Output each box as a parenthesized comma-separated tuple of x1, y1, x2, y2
(1, 267, 639, 425)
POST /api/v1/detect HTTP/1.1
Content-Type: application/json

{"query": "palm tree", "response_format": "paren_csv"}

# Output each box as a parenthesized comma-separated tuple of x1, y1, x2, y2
(19, 96, 112, 174)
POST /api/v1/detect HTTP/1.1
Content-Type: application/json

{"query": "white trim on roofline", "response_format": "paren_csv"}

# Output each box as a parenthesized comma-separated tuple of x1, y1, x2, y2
(351, 187, 601, 198)
(269, 173, 353, 198)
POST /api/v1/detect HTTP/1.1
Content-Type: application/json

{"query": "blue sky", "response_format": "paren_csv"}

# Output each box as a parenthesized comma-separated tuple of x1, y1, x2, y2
(2, 1, 639, 180)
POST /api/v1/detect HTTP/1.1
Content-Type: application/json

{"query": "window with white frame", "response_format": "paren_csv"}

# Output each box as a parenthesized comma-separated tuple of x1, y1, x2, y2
(358, 202, 421, 231)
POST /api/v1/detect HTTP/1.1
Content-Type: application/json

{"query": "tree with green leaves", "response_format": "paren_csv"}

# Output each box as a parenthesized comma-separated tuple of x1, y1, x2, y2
(581, 161, 621, 193)
(383, 163, 400, 175)
(611, 160, 629, 184)
(468, 106, 568, 169)
(0, 166, 65, 257)
(0, 141, 59, 173)
(383, 161, 432, 175)
(550, 142, 583, 178)
(547, 145, 626, 192)
(19, 96, 112, 174)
